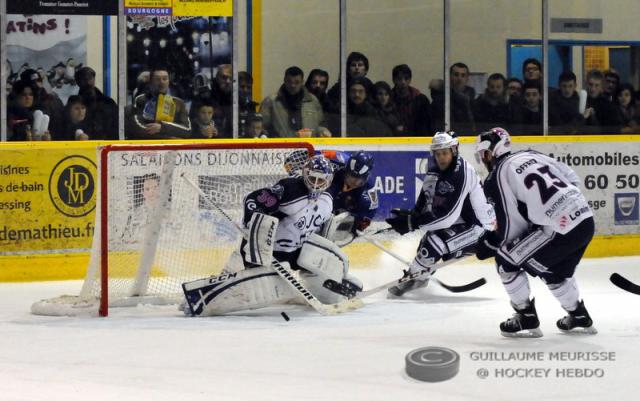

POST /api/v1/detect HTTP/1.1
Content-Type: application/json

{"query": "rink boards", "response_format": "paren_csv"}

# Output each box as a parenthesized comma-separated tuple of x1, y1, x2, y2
(0, 135, 638, 281)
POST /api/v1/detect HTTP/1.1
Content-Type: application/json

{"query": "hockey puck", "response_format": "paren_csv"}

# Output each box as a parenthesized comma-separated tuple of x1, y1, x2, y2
(405, 346, 460, 382)
(280, 312, 290, 321)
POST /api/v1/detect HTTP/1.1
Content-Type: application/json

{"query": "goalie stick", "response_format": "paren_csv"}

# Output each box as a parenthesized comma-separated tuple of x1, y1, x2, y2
(180, 173, 362, 315)
(357, 232, 486, 293)
(610, 273, 640, 295)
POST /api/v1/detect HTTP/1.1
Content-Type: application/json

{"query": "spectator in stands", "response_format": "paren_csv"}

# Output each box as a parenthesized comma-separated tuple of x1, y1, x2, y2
(522, 58, 542, 84)
(239, 71, 259, 137)
(604, 70, 621, 102)
(19, 68, 64, 138)
(327, 52, 374, 112)
(473, 73, 510, 131)
(372, 81, 403, 135)
(340, 78, 391, 137)
(614, 83, 639, 133)
(75, 66, 119, 140)
(7, 80, 51, 141)
(126, 65, 191, 139)
(506, 78, 523, 101)
(549, 71, 586, 134)
(260, 66, 330, 138)
(391, 64, 431, 136)
(209, 64, 233, 137)
(243, 113, 269, 138)
(584, 69, 621, 133)
(191, 101, 218, 139)
(514, 80, 542, 134)
(305, 69, 331, 113)
(61, 95, 94, 140)
(431, 62, 475, 133)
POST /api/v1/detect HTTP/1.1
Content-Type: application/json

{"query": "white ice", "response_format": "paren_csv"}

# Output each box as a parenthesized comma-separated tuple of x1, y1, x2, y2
(1, 253, 639, 401)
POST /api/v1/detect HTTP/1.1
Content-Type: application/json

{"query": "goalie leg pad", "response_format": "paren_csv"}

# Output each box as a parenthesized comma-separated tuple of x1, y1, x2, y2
(297, 233, 353, 304)
(242, 213, 279, 266)
(297, 233, 349, 281)
(182, 266, 298, 316)
(220, 249, 245, 275)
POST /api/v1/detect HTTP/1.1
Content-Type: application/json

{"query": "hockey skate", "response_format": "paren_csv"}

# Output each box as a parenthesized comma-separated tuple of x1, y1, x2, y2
(500, 298, 543, 338)
(557, 300, 597, 334)
(387, 276, 429, 297)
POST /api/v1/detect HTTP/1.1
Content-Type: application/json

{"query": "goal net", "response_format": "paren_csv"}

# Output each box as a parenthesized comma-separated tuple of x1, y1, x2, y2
(31, 142, 314, 316)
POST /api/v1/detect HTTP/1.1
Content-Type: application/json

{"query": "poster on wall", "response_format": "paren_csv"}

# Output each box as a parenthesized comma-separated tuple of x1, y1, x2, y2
(6, 14, 88, 104)
(124, 0, 233, 17)
(125, 15, 232, 114)
(7, 0, 118, 16)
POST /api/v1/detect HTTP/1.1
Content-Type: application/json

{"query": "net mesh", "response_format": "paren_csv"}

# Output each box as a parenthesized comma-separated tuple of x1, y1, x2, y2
(33, 143, 313, 315)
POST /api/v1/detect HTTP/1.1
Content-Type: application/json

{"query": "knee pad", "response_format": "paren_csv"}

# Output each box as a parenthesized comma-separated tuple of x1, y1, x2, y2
(413, 233, 445, 269)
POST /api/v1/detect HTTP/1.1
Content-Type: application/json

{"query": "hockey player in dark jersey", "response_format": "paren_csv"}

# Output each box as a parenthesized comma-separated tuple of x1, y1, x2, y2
(284, 149, 379, 246)
(386, 132, 496, 296)
(475, 127, 596, 337)
(183, 155, 363, 316)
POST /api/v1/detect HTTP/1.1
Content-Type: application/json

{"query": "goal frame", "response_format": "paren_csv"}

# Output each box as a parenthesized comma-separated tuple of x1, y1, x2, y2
(96, 141, 315, 316)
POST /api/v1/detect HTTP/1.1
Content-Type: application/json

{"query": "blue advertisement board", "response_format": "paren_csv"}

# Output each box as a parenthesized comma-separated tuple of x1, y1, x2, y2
(365, 150, 434, 220)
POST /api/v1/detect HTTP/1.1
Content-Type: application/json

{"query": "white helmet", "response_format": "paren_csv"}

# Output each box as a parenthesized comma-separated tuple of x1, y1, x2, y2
(430, 131, 459, 153)
(475, 127, 512, 166)
(302, 155, 334, 195)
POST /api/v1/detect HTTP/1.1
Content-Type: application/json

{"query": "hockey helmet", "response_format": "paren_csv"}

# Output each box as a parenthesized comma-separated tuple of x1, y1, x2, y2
(344, 151, 374, 190)
(430, 131, 459, 153)
(303, 155, 334, 194)
(475, 127, 512, 165)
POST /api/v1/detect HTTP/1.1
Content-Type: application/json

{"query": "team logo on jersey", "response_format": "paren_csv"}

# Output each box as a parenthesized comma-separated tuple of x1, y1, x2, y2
(558, 215, 569, 229)
(437, 180, 455, 195)
(614, 193, 639, 225)
(48, 155, 96, 217)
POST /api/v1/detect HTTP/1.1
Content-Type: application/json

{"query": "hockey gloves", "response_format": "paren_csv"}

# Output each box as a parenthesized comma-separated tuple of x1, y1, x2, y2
(385, 208, 417, 235)
(475, 230, 500, 260)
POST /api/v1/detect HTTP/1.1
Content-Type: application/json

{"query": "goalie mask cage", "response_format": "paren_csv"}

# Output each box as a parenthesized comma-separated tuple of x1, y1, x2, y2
(31, 142, 315, 317)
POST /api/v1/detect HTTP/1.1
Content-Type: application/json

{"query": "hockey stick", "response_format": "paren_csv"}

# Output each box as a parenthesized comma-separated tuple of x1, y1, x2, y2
(180, 173, 362, 315)
(357, 232, 486, 293)
(354, 257, 469, 299)
(610, 273, 640, 295)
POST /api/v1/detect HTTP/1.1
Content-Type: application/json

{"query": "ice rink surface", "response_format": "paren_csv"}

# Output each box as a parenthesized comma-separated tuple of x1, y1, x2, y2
(1, 252, 639, 401)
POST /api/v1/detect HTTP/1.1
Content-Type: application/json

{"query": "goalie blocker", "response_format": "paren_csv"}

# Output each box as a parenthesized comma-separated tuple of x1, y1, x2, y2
(182, 214, 363, 316)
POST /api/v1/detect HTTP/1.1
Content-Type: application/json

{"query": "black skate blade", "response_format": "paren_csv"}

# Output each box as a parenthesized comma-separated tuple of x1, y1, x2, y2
(501, 327, 543, 338)
(558, 326, 598, 335)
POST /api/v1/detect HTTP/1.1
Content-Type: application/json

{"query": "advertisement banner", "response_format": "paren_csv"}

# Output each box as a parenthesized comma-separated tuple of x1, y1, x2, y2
(6, 14, 88, 104)
(1, 138, 638, 257)
(0, 147, 97, 254)
(8, 0, 118, 16)
(125, 0, 233, 16)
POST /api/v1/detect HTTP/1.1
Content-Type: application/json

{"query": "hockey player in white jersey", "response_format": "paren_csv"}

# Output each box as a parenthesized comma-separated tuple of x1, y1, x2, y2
(182, 155, 363, 316)
(475, 127, 596, 337)
(386, 132, 496, 296)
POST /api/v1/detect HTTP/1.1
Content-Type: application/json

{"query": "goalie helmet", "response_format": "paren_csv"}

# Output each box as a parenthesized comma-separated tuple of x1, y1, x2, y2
(430, 131, 459, 153)
(284, 149, 310, 177)
(303, 155, 334, 195)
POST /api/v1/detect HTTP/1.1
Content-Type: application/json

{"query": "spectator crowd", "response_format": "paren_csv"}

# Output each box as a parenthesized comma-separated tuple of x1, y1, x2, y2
(6, 53, 640, 140)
